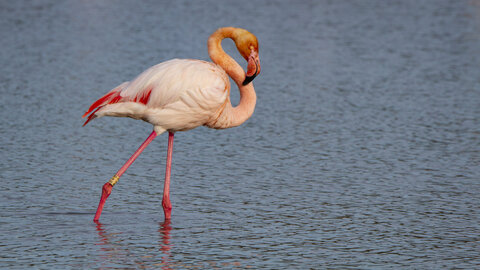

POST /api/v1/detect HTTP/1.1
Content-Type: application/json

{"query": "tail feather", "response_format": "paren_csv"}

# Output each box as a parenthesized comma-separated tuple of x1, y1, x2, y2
(82, 107, 101, 126)
(82, 82, 153, 126)
(82, 91, 118, 118)
(82, 82, 130, 121)
(82, 90, 122, 126)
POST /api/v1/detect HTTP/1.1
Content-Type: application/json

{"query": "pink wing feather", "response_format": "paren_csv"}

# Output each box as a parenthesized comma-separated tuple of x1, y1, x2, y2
(82, 82, 153, 126)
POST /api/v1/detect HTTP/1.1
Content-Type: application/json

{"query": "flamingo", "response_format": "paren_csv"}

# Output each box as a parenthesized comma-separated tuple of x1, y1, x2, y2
(83, 27, 260, 221)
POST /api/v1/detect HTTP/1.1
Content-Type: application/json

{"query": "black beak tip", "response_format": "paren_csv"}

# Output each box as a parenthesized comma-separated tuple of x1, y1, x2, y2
(242, 74, 256, 86)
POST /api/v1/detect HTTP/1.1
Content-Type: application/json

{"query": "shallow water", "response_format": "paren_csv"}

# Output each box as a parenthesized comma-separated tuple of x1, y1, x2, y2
(1, 0, 479, 268)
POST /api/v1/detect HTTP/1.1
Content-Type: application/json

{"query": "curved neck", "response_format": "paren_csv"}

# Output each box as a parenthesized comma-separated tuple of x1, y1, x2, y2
(207, 27, 256, 128)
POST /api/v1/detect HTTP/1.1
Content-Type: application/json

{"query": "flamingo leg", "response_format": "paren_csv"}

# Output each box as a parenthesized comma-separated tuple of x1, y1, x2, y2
(93, 130, 158, 221)
(162, 132, 174, 220)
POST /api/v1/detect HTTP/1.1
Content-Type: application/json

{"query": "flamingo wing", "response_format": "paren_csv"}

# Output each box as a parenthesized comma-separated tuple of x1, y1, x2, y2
(82, 59, 229, 129)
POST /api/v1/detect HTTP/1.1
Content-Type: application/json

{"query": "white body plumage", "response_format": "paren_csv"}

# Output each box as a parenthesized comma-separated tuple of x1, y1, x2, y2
(90, 59, 231, 134)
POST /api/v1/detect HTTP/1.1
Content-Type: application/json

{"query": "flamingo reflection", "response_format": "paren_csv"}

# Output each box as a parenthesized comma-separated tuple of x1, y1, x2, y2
(94, 221, 132, 267)
(94, 220, 177, 269)
(158, 220, 173, 269)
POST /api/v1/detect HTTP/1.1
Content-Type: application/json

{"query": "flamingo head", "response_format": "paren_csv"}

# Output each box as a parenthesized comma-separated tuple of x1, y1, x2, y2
(233, 28, 261, 85)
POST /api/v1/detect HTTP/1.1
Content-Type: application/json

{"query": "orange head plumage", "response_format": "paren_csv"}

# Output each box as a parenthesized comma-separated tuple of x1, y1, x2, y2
(231, 28, 261, 85)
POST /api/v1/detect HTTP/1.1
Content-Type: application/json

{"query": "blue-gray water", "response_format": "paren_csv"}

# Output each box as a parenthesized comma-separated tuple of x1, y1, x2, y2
(1, 0, 479, 269)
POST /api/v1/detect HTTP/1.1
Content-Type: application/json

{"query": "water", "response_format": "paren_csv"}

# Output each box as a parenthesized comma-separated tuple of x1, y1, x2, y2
(1, 0, 479, 268)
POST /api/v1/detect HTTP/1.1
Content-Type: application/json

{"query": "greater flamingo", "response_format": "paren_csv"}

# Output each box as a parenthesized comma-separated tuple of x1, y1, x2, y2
(83, 27, 260, 221)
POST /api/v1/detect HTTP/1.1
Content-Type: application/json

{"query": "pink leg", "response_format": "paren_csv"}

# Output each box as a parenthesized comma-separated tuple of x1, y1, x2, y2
(93, 130, 157, 221)
(162, 132, 174, 220)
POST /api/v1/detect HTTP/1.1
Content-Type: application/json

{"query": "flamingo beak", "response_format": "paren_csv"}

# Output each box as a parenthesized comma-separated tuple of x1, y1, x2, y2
(243, 51, 260, 86)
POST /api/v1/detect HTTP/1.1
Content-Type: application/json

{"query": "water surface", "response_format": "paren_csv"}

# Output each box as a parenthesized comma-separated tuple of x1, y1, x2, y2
(1, 0, 479, 268)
